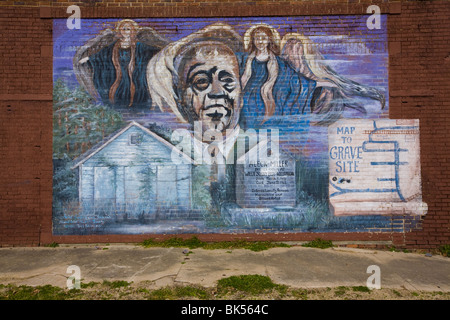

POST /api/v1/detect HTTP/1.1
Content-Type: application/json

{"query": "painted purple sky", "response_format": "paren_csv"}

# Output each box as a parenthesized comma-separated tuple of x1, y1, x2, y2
(53, 15, 388, 101)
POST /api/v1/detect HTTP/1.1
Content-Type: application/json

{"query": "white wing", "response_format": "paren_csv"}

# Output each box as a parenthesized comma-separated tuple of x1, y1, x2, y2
(280, 33, 385, 124)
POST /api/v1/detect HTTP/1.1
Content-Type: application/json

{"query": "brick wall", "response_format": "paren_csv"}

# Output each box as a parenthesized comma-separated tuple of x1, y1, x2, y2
(388, 1, 450, 249)
(0, 0, 449, 248)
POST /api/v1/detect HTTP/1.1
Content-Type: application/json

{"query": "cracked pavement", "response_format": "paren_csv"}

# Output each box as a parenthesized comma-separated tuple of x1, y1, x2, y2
(0, 244, 448, 292)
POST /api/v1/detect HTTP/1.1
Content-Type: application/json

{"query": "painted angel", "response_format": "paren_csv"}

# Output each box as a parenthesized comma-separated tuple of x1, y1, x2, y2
(280, 32, 386, 125)
(73, 19, 169, 109)
(236, 24, 386, 129)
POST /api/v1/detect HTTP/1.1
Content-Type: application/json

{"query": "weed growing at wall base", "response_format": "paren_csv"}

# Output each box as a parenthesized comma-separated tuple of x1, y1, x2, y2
(139, 236, 291, 251)
(301, 238, 334, 249)
(438, 244, 450, 257)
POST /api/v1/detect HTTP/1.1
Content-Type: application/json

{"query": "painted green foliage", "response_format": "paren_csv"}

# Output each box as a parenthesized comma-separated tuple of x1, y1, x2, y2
(53, 79, 124, 160)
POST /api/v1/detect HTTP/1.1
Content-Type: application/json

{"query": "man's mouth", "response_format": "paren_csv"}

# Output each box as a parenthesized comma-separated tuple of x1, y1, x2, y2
(203, 105, 232, 122)
(207, 110, 225, 121)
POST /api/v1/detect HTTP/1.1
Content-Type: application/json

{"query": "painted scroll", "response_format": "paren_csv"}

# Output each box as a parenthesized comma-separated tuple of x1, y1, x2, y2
(328, 119, 427, 216)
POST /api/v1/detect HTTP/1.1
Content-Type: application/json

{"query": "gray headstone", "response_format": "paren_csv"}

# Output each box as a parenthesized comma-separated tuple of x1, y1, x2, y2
(235, 142, 296, 208)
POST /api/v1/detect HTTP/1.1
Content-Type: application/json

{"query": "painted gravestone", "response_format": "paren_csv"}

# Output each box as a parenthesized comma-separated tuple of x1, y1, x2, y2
(235, 140, 296, 209)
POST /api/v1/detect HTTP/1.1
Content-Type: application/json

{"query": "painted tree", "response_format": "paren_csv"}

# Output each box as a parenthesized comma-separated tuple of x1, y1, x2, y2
(53, 79, 125, 160)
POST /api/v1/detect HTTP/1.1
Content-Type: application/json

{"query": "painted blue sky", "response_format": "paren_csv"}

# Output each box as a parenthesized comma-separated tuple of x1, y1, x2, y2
(53, 15, 388, 89)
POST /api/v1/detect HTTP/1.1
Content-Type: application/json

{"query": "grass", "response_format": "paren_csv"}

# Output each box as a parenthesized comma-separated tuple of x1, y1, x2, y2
(0, 284, 82, 300)
(334, 286, 347, 296)
(439, 244, 450, 257)
(139, 236, 291, 252)
(102, 280, 132, 289)
(1, 281, 449, 300)
(217, 274, 286, 296)
(334, 285, 371, 297)
(392, 289, 402, 297)
(80, 281, 98, 289)
(301, 238, 334, 249)
(291, 288, 308, 300)
(352, 286, 371, 293)
(44, 242, 59, 248)
(146, 285, 210, 300)
(387, 245, 410, 253)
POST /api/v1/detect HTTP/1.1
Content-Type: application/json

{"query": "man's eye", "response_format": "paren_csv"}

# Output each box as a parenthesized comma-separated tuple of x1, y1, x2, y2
(193, 77, 210, 91)
(221, 77, 234, 84)
(218, 71, 236, 85)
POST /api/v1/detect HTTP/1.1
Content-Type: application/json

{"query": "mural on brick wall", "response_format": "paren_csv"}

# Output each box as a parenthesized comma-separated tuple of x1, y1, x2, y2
(52, 16, 426, 235)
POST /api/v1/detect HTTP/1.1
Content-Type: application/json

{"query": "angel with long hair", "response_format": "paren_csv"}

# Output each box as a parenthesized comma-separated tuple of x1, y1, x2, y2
(73, 19, 169, 109)
(237, 24, 318, 130)
(280, 32, 385, 125)
(237, 24, 386, 129)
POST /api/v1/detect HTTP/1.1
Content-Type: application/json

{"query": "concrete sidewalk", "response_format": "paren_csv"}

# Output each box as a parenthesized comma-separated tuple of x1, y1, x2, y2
(0, 244, 448, 292)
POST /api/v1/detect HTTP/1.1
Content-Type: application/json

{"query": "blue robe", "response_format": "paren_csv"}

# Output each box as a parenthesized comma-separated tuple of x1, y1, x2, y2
(89, 41, 158, 109)
(236, 53, 316, 132)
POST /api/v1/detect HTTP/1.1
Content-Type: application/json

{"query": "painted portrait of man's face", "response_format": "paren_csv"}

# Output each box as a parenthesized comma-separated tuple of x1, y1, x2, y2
(177, 43, 242, 136)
